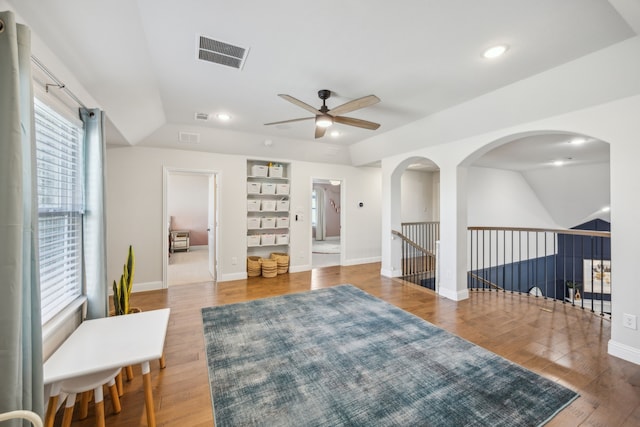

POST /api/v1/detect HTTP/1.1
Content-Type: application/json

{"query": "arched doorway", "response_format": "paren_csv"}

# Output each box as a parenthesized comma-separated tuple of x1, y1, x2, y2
(461, 131, 611, 311)
(385, 156, 440, 286)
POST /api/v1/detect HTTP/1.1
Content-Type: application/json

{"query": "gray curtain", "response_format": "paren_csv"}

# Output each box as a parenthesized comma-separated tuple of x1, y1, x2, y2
(81, 108, 108, 320)
(0, 10, 45, 421)
(315, 187, 326, 241)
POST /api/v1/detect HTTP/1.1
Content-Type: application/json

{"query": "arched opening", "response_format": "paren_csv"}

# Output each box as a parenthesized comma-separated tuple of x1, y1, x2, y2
(461, 130, 611, 315)
(388, 156, 441, 289)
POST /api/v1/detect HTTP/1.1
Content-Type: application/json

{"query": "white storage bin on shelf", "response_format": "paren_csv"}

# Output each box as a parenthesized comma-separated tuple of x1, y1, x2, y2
(261, 183, 276, 195)
(247, 235, 260, 247)
(276, 183, 289, 195)
(262, 200, 276, 211)
(251, 165, 268, 177)
(276, 200, 289, 211)
(276, 216, 290, 228)
(247, 182, 261, 194)
(268, 166, 283, 178)
(247, 159, 290, 260)
(247, 199, 260, 212)
(261, 234, 276, 245)
(261, 217, 276, 228)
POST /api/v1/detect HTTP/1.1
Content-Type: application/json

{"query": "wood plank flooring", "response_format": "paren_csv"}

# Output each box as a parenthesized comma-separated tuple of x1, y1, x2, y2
(56, 263, 640, 426)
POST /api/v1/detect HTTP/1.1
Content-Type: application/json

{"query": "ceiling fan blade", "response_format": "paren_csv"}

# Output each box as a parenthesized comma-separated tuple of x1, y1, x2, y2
(328, 95, 380, 117)
(264, 117, 314, 126)
(334, 116, 380, 130)
(315, 126, 327, 139)
(278, 94, 323, 115)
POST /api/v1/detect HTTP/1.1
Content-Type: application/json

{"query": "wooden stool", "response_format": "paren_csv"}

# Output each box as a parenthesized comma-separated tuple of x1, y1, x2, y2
(58, 368, 122, 427)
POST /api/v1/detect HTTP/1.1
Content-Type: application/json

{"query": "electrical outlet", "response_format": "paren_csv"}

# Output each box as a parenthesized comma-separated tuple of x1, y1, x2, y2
(623, 313, 637, 330)
(231, 257, 237, 265)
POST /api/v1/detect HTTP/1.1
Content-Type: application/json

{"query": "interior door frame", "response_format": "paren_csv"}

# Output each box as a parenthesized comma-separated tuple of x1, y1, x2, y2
(162, 166, 219, 288)
(310, 177, 345, 266)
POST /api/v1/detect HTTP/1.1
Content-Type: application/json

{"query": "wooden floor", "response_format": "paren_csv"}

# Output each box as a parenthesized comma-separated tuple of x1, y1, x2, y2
(56, 263, 640, 426)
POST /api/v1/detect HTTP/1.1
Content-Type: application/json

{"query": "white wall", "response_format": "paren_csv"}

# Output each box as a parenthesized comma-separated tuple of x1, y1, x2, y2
(467, 167, 558, 228)
(401, 170, 435, 222)
(523, 162, 610, 228)
(106, 147, 382, 286)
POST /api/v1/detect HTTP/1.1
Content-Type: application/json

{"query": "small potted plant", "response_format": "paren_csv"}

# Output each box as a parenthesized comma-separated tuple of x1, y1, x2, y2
(566, 281, 582, 301)
(112, 245, 138, 315)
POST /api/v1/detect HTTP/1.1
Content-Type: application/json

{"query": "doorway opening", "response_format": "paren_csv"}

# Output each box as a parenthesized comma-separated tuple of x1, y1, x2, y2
(163, 168, 218, 287)
(312, 178, 342, 268)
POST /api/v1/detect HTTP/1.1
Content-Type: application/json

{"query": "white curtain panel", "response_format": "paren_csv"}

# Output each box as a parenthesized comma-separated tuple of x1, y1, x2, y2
(81, 108, 109, 320)
(0, 10, 44, 421)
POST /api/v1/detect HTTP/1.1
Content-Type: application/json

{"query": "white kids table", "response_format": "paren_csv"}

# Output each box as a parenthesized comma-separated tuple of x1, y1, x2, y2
(43, 308, 170, 427)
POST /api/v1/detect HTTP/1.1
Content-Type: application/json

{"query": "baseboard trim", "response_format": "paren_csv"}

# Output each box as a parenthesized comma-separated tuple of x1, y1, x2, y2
(218, 272, 248, 282)
(438, 286, 469, 301)
(380, 267, 402, 278)
(343, 256, 381, 266)
(289, 264, 312, 273)
(133, 281, 163, 292)
(608, 339, 640, 365)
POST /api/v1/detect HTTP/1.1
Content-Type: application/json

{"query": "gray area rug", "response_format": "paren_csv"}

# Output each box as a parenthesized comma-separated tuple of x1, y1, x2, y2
(202, 285, 578, 426)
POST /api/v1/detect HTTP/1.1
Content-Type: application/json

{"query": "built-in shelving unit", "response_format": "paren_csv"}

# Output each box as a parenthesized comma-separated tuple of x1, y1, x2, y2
(246, 160, 290, 258)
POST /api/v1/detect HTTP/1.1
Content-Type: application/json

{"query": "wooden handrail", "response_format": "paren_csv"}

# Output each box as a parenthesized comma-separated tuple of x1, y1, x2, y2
(467, 272, 503, 291)
(391, 229, 435, 257)
(468, 226, 610, 238)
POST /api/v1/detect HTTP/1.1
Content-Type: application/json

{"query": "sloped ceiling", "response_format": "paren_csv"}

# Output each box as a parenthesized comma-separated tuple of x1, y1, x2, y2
(8, 0, 637, 166)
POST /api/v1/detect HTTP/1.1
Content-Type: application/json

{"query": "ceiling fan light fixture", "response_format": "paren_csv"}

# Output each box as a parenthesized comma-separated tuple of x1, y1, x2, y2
(316, 115, 333, 128)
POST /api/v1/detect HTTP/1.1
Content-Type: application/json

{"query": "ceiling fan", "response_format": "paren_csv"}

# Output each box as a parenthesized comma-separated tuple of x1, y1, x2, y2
(265, 89, 381, 139)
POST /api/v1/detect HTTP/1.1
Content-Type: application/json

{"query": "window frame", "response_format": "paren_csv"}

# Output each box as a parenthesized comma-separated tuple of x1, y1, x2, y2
(34, 94, 86, 327)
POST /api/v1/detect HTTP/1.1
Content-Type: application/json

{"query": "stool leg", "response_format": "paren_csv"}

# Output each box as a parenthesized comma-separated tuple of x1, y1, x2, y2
(125, 365, 134, 381)
(62, 393, 77, 427)
(159, 353, 166, 369)
(108, 377, 122, 413)
(116, 370, 124, 396)
(94, 385, 106, 427)
(79, 390, 92, 419)
(45, 394, 59, 427)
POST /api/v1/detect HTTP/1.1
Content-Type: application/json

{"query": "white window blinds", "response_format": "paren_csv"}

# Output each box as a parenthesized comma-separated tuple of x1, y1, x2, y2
(34, 97, 85, 324)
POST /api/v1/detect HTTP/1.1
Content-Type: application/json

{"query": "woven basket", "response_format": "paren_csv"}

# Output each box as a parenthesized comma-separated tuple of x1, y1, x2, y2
(247, 256, 262, 277)
(260, 258, 278, 278)
(270, 252, 290, 274)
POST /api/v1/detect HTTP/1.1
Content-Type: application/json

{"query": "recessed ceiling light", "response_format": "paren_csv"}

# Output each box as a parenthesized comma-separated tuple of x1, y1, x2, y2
(330, 130, 340, 137)
(553, 160, 564, 167)
(483, 44, 509, 59)
(216, 113, 231, 121)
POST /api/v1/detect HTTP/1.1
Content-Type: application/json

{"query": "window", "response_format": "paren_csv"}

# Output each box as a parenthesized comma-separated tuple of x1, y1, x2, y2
(34, 97, 85, 324)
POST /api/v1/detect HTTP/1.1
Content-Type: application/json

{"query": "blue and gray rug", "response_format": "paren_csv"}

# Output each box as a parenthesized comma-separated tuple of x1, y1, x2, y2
(202, 284, 578, 426)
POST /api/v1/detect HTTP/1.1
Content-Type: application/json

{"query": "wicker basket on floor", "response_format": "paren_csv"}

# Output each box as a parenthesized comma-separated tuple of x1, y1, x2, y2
(260, 257, 278, 278)
(247, 256, 262, 277)
(270, 252, 290, 274)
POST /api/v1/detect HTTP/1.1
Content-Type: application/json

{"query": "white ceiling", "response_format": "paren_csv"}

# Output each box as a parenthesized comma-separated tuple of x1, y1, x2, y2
(8, 0, 638, 169)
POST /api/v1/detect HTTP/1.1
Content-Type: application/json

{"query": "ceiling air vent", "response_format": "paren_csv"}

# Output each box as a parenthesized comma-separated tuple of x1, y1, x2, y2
(197, 35, 249, 70)
(194, 112, 209, 121)
(179, 132, 200, 144)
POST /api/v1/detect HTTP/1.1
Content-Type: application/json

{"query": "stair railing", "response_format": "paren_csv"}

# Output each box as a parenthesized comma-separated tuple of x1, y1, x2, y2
(393, 221, 440, 290)
(468, 226, 611, 317)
